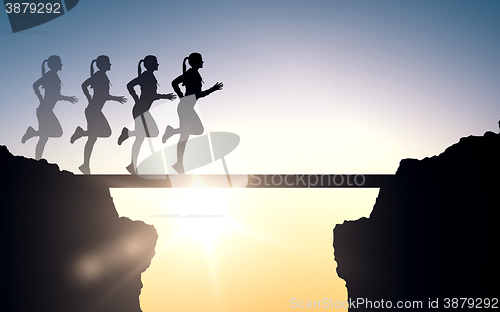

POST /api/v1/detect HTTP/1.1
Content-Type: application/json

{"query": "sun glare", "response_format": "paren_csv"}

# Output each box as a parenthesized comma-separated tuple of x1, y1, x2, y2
(165, 180, 243, 249)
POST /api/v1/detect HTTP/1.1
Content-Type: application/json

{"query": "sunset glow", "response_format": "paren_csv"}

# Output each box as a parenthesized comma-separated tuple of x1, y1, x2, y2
(1, 0, 499, 311)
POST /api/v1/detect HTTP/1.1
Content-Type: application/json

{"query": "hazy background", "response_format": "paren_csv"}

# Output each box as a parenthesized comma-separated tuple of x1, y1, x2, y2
(1, 1, 499, 311)
(2, 0, 499, 173)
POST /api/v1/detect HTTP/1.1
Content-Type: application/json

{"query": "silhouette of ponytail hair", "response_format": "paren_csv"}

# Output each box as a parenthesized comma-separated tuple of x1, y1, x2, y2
(137, 59, 145, 76)
(90, 59, 97, 76)
(43, 55, 62, 76)
(92, 55, 112, 86)
(181, 53, 203, 86)
(182, 56, 189, 75)
(139, 55, 158, 76)
(181, 57, 189, 86)
(41, 59, 48, 76)
(93, 55, 110, 75)
(183, 53, 202, 73)
(138, 56, 159, 88)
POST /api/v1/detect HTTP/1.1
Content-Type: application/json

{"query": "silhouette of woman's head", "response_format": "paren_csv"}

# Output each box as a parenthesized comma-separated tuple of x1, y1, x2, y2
(90, 55, 111, 76)
(90, 55, 111, 75)
(183, 53, 203, 73)
(138, 55, 159, 76)
(42, 55, 62, 75)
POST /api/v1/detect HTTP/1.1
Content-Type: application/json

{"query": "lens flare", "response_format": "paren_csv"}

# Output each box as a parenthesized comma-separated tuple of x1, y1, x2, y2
(74, 253, 104, 283)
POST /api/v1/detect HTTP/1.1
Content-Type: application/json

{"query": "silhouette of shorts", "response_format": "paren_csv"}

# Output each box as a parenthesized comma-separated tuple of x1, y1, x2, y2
(178, 94, 197, 110)
(177, 94, 202, 133)
(133, 111, 159, 138)
(36, 107, 62, 138)
(85, 107, 111, 137)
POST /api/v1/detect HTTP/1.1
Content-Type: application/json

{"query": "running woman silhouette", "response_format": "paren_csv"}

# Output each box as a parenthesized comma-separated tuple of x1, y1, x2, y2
(162, 52, 223, 174)
(70, 55, 127, 174)
(118, 55, 176, 174)
(22, 55, 78, 160)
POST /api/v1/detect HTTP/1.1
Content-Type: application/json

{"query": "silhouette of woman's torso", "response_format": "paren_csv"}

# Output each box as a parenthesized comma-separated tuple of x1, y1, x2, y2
(137, 71, 158, 101)
(183, 68, 202, 97)
(39, 71, 61, 110)
(88, 71, 110, 110)
(133, 71, 158, 117)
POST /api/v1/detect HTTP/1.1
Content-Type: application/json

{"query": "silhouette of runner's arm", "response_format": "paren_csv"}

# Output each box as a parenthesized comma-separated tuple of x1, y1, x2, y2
(127, 77, 141, 103)
(62, 95, 78, 103)
(171, 75, 184, 98)
(197, 82, 223, 99)
(33, 77, 45, 102)
(109, 95, 127, 103)
(81, 76, 94, 102)
(171, 74, 222, 99)
(82, 75, 126, 104)
(158, 93, 176, 100)
(128, 75, 176, 102)
(33, 76, 77, 104)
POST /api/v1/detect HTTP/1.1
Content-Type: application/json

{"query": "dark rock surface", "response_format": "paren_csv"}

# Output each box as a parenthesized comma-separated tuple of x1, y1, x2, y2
(0, 145, 157, 312)
(334, 132, 500, 310)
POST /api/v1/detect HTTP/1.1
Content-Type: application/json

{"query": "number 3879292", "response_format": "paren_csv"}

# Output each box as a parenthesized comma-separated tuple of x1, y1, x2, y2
(5, 3, 62, 14)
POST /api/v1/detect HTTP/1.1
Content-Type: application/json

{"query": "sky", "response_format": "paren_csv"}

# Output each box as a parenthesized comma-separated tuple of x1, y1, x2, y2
(1, 0, 499, 311)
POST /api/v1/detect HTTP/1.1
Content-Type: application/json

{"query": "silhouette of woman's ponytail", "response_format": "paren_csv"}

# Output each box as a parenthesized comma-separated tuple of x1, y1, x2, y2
(181, 57, 189, 86)
(181, 54, 204, 86)
(119, 55, 176, 174)
(23, 55, 78, 160)
(41, 59, 48, 76)
(137, 59, 145, 76)
(90, 59, 97, 76)
(43, 55, 63, 77)
(182, 57, 189, 74)
(93, 56, 111, 86)
(162, 52, 223, 174)
(71, 55, 126, 174)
